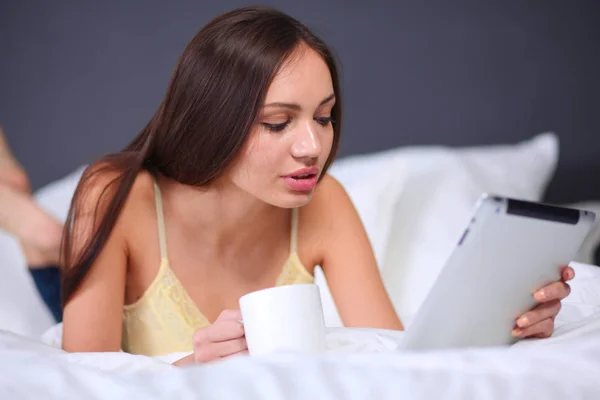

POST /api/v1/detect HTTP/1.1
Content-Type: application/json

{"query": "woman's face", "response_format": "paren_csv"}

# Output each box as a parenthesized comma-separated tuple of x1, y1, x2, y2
(228, 44, 336, 208)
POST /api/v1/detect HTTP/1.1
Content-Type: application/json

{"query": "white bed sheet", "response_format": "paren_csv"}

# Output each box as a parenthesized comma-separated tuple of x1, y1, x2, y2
(1, 263, 599, 399)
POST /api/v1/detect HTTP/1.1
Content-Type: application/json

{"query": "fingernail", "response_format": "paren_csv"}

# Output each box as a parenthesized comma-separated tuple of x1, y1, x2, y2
(517, 316, 528, 327)
(512, 328, 522, 337)
(535, 290, 545, 301)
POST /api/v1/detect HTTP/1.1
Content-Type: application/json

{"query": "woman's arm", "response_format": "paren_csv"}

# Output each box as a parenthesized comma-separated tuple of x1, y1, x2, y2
(316, 175, 403, 330)
(61, 169, 128, 352)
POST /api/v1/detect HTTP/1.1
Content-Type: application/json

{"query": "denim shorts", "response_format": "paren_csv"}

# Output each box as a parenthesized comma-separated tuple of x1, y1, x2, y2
(29, 266, 62, 322)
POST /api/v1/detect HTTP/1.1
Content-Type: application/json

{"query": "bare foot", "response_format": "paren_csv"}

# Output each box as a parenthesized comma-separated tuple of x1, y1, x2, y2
(0, 183, 63, 259)
(0, 126, 30, 193)
(22, 243, 61, 267)
(0, 125, 64, 267)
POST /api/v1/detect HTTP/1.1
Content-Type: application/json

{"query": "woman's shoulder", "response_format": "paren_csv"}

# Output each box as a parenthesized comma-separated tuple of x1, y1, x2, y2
(73, 162, 156, 226)
(306, 173, 353, 216)
(298, 173, 355, 247)
(78, 162, 154, 199)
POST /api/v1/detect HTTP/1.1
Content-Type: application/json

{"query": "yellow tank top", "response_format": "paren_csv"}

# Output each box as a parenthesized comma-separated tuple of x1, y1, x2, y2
(121, 178, 314, 356)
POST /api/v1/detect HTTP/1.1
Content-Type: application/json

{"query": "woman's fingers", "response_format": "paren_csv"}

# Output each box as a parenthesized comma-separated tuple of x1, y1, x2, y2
(513, 317, 554, 338)
(515, 300, 561, 330)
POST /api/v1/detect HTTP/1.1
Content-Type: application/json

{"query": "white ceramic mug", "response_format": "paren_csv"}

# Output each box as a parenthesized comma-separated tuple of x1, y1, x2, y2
(239, 284, 327, 356)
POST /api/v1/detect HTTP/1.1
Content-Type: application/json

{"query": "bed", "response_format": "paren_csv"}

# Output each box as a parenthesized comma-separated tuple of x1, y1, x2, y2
(1, 132, 600, 399)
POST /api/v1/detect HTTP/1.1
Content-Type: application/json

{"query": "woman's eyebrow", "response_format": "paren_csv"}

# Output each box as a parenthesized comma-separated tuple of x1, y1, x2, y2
(262, 93, 336, 111)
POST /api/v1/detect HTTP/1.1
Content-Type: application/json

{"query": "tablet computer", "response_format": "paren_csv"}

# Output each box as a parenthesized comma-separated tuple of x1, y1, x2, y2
(401, 194, 596, 351)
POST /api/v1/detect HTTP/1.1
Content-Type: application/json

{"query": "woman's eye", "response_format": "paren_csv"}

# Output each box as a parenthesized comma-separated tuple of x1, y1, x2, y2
(315, 116, 334, 126)
(262, 121, 290, 132)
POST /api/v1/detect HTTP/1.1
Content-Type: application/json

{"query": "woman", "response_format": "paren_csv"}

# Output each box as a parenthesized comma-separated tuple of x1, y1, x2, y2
(61, 6, 572, 365)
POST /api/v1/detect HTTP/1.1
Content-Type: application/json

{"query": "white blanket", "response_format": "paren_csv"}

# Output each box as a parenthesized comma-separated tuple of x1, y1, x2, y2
(1, 323, 600, 399)
(1, 263, 600, 399)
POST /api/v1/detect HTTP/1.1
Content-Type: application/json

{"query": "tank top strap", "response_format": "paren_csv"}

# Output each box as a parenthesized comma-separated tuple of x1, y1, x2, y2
(290, 208, 299, 254)
(151, 176, 169, 261)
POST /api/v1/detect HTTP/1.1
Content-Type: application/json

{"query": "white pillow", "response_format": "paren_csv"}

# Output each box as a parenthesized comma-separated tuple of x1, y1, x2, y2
(381, 133, 559, 327)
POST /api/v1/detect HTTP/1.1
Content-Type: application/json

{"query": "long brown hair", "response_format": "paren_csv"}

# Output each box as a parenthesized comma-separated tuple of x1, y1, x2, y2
(60, 6, 343, 305)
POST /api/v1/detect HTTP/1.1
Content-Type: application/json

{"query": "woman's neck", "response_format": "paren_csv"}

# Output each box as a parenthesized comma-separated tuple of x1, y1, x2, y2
(156, 174, 290, 259)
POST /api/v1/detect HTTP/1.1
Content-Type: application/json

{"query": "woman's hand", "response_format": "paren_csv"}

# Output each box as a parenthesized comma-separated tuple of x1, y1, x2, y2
(175, 309, 248, 366)
(512, 266, 574, 339)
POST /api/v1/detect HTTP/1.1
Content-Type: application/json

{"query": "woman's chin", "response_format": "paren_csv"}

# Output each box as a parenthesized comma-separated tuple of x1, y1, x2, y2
(268, 190, 314, 209)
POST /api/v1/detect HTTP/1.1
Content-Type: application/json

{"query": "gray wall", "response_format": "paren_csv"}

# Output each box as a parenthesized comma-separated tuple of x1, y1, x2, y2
(1, 1, 599, 203)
